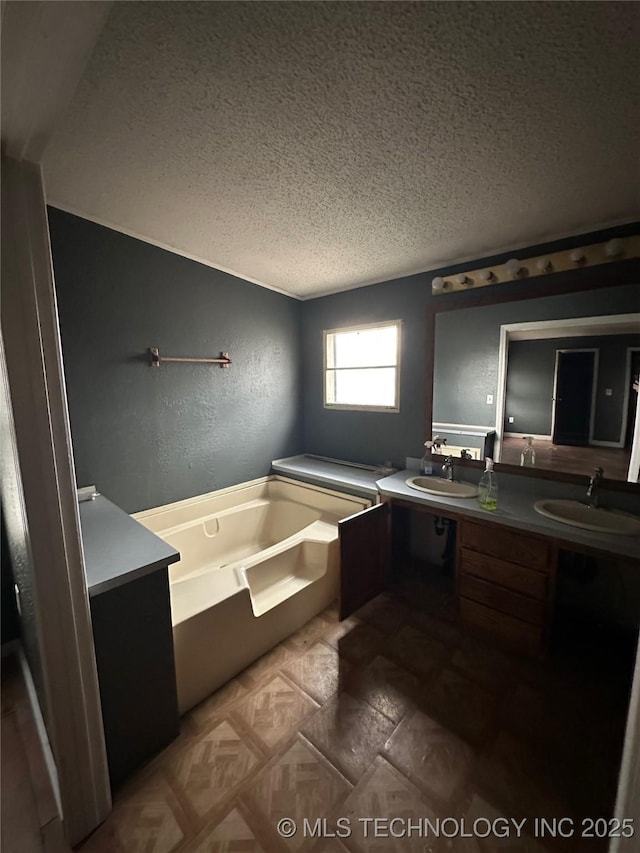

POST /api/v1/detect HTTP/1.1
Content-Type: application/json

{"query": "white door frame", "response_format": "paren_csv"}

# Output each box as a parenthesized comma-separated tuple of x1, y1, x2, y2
(2, 156, 112, 844)
(611, 634, 640, 852)
(626, 374, 640, 484)
(1, 1, 113, 843)
(619, 348, 640, 449)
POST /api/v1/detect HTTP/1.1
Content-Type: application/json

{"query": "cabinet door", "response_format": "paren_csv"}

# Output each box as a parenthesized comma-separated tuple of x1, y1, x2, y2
(339, 502, 390, 620)
(90, 568, 179, 789)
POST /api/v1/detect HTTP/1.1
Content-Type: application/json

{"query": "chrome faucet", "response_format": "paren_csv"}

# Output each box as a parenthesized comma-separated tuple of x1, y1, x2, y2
(442, 456, 454, 481)
(586, 467, 604, 508)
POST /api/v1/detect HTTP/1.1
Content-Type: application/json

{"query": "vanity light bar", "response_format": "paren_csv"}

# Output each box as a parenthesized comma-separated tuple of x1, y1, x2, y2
(431, 235, 640, 295)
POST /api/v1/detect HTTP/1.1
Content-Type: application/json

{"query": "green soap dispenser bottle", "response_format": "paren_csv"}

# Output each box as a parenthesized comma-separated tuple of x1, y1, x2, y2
(478, 457, 498, 511)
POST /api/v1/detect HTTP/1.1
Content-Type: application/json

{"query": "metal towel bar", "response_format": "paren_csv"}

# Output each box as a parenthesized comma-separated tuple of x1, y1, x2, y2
(149, 348, 231, 368)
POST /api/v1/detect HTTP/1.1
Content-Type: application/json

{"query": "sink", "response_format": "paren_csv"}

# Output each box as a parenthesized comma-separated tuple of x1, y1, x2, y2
(534, 499, 640, 535)
(406, 476, 479, 499)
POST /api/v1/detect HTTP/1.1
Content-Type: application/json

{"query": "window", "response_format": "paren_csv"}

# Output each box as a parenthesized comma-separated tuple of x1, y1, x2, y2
(324, 321, 401, 411)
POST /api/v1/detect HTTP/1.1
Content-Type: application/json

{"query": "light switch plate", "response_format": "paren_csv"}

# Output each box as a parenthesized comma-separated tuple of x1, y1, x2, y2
(486, 394, 494, 405)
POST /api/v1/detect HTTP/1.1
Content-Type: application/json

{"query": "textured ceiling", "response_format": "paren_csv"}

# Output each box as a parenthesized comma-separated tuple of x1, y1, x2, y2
(44, 1, 640, 298)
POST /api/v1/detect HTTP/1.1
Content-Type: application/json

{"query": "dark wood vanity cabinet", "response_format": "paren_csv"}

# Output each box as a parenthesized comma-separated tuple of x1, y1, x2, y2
(339, 502, 390, 619)
(457, 519, 555, 654)
(337, 494, 636, 661)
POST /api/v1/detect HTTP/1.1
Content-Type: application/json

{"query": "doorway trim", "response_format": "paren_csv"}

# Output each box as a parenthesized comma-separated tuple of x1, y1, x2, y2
(620, 347, 640, 448)
(1, 3, 113, 843)
(2, 157, 112, 844)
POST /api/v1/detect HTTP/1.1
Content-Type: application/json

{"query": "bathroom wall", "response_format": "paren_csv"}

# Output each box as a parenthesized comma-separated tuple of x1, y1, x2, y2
(301, 273, 430, 467)
(505, 333, 639, 441)
(49, 209, 303, 513)
(51, 210, 637, 504)
(433, 283, 638, 430)
(302, 223, 638, 467)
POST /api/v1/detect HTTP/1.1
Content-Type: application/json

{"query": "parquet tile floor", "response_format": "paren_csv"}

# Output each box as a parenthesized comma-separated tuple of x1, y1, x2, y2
(79, 570, 632, 853)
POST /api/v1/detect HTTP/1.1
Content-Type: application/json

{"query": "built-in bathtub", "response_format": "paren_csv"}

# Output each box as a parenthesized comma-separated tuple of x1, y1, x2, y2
(134, 476, 370, 712)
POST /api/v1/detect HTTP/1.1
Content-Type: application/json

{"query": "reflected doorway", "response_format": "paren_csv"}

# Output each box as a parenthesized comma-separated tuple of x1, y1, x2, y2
(551, 348, 597, 446)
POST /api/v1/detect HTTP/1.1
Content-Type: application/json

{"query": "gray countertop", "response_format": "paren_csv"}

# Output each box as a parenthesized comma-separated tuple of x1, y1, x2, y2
(79, 495, 180, 597)
(272, 454, 383, 499)
(377, 468, 640, 563)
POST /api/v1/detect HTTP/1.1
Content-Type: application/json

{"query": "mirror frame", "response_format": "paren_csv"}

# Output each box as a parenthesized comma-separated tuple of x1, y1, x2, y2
(426, 258, 640, 493)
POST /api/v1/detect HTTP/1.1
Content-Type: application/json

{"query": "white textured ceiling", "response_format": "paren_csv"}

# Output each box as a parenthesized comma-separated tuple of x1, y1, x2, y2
(44, 1, 640, 298)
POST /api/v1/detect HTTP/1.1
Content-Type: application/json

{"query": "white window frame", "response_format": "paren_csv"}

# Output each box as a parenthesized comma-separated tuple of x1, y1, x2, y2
(323, 320, 402, 412)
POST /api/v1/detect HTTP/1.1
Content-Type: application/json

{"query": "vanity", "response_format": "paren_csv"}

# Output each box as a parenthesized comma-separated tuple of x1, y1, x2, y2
(272, 453, 639, 656)
(457, 518, 552, 654)
(376, 466, 639, 655)
(415, 253, 640, 654)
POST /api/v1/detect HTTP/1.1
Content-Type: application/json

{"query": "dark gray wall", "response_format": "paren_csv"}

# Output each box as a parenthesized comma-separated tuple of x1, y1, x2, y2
(433, 284, 639, 428)
(505, 334, 640, 440)
(49, 209, 303, 514)
(301, 275, 430, 466)
(302, 225, 638, 466)
(52, 211, 637, 502)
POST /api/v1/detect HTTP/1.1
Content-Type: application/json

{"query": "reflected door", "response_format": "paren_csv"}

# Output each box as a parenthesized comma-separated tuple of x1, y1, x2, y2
(552, 349, 597, 446)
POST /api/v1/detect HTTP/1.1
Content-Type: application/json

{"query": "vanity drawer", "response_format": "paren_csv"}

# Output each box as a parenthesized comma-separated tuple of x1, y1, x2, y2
(460, 548, 548, 600)
(460, 598, 543, 654)
(460, 575, 545, 625)
(461, 521, 551, 572)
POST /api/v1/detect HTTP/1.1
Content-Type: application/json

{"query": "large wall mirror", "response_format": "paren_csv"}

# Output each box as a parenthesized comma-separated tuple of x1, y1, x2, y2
(427, 263, 640, 487)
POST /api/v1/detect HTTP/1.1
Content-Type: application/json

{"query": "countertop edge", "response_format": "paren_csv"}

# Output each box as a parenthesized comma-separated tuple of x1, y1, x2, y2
(79, 496, 180, 597)
(87, 557, 178, 598)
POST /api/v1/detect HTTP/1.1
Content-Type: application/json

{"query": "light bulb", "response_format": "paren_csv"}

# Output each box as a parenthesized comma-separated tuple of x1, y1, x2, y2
(536, 257, 552, 273)
(478, 269, 494, 282)
(605, 238, 624, 258)
(455, 274, 471, 286)
(569, 248, 585, 264)
(432, 276, 446, 292)
(505, 258, 522, 278)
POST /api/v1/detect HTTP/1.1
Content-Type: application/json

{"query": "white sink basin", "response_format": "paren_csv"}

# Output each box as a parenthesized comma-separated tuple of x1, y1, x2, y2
(406, 476, 479, 499)
(534, 499, 640, 536)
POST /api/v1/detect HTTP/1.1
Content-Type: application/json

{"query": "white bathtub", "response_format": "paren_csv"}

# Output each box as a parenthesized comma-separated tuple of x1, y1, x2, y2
(134, 476, 370, 712)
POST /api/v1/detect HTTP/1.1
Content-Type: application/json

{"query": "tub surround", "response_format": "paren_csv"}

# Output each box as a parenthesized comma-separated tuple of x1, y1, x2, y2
(78, 495, 180, 789)
(272, 454, 383, 499)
